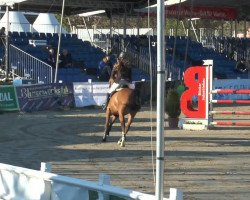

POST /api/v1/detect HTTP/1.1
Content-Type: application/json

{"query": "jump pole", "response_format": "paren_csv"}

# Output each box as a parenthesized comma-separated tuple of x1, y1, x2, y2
(207, 60, 250, 128)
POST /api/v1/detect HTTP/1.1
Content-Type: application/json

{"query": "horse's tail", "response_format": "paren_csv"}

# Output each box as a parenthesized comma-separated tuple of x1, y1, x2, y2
(131, 88, 141, 111)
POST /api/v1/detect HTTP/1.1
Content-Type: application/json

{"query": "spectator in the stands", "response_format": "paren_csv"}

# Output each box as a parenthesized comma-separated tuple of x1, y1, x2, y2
(0, 27, 5, 46)
(47, 48, 57, 67)
(98, 55, 112, 81)
(59, 49, 73, 68)
(0, 27, 5, 36)
(235, 59, 248, 73)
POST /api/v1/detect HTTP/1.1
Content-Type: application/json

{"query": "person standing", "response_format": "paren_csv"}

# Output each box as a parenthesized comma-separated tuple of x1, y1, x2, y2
(98, 55, 112, 79)
(47, 48, 57, 68)
(59, 49, 73, 68)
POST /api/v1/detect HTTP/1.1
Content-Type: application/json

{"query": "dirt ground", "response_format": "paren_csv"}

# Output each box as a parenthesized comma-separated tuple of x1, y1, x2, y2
(0, 105, 249, 200)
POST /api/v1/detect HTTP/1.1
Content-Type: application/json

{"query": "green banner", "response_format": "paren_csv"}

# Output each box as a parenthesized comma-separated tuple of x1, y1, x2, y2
(0, 85, 19, 111)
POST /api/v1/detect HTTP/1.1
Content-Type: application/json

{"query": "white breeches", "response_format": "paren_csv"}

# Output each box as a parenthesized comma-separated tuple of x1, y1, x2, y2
(108, 82, 135, 94)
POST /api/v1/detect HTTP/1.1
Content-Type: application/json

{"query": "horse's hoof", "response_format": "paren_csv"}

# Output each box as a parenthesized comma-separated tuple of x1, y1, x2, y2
(117, 138, 122, 145)
(117, 139, 125, 147)
(120, 141, 125, 147)
(102, 137, 106, 142)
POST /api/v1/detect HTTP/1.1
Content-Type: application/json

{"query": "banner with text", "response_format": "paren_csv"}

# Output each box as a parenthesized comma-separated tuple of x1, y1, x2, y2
(0, 85, 19, 111)
(167, 6, 237, 20)
(140, 6, 237, 20)
(16, 84, 75, 112)
(73, 82, 109, 107)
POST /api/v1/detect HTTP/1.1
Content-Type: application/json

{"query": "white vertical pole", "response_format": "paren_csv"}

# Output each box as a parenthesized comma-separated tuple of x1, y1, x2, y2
(82, 16, 93, 43)
(54, 0, 66, 83)
(230, 20, 233, 37)
(110, 12, 113, 38)
(5, 5, 9, 79)
(243, 19, 246, 38)
(40, 162, 52, 172)
(109, 12, 113, 53)
(137, 13, 140, 37)
(190, 20, 199, 42)
(156, 0, 165, 199)
(67, 17, 72, 32)
(221, 20, 224, 37)
(203, 59, 213, 126)
(234, 20, 237, 37)
(181, 21, 187, 36)
(123, 11, 127, 38)
(98, 174, 110, 200)
(122, 9, 127, 51)
(208, 60, 213, 125)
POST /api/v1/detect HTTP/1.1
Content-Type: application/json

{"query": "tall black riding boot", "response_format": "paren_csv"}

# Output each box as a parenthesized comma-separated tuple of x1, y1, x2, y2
(102, 93, 111, 110)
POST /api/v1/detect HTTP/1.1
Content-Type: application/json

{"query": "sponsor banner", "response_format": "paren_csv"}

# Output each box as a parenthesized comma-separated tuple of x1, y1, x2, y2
(213, 79, 250, 100)
(73, 82, 109, 107)
(140, 6, 237, 20)
(0, 85, 19, 111)
(16, 83, 74, 112)
(166, 6, 237, 20)
(92, 83, 110, 106)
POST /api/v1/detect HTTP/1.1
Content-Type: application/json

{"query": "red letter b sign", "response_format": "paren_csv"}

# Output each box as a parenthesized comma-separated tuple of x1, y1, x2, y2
(180, 66, 207, 118)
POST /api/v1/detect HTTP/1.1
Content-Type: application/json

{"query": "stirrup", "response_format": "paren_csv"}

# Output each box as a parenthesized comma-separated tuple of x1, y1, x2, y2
(102, 104, 107, 110)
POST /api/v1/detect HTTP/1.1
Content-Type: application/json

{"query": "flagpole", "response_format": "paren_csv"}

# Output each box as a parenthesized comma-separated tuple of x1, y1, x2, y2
(54, 0, 66, 83)
(5, 5, 9, 80)
(155, 0, 166, 199)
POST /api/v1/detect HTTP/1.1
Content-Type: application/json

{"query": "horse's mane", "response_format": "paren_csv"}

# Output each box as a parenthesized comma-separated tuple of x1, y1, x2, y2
(113, 60, 123, 71)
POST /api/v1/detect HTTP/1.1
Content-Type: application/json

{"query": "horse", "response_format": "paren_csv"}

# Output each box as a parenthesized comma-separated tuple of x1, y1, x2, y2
(102, 83, 141, 147)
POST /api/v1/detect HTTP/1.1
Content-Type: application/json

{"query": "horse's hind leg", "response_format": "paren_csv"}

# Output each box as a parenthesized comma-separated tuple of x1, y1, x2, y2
(117, 111, 126, 147)
(125, 112, 136, 134)
(102, 110, 112, 142)
(118, 112, 136, 147)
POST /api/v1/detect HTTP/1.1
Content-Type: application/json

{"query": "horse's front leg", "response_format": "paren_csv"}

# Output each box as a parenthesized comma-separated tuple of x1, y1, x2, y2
(125, 113, 136, 134)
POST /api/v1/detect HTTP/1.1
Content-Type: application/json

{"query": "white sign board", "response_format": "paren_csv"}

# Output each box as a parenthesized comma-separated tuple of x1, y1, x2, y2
(73, 82, 109, 107)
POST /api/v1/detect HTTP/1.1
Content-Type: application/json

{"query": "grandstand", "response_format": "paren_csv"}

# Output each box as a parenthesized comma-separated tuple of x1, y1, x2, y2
(1, 15, 249, 84)
(0, 0, 249, 84)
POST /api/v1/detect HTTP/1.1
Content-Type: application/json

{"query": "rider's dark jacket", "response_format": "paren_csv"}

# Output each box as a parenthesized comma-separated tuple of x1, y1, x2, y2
(120, 59, 132, 82)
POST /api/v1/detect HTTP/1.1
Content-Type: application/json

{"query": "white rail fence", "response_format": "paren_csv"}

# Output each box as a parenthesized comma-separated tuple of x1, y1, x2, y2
(9, 44, 53, 84)
(0, 163, 183, 200)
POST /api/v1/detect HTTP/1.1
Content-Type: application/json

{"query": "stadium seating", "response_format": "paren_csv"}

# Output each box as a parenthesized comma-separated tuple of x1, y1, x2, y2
(7, 31, 106, 83)
(121, 34, 249, 79)
(6, 31, 249, 83)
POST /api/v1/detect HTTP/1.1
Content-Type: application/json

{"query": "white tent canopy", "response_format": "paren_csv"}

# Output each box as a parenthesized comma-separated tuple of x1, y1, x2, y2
(0, 11, 32, 32)
(33, 13, 67, 34)
(0, 0, 26, 6)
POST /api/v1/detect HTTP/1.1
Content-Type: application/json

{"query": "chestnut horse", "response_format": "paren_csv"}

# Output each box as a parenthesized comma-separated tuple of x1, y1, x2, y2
(102, 84, 141, 147)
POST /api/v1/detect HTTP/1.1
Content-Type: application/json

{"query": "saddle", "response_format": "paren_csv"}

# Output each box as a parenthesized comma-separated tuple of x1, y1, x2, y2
(110, 84, 128, 98)
(115, 84, 129, 91)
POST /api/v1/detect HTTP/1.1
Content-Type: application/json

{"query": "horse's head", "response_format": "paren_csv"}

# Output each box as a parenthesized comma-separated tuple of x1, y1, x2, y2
(113, 60, 123, 71)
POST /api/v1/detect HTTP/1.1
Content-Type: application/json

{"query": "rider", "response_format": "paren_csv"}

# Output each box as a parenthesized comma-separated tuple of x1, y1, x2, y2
(102, 51, 133, 110)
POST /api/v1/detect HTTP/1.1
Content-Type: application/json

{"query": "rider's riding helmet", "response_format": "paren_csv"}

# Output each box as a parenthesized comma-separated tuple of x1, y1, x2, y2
(118, 51, 131, 68)
(118, 52, 127, 60)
